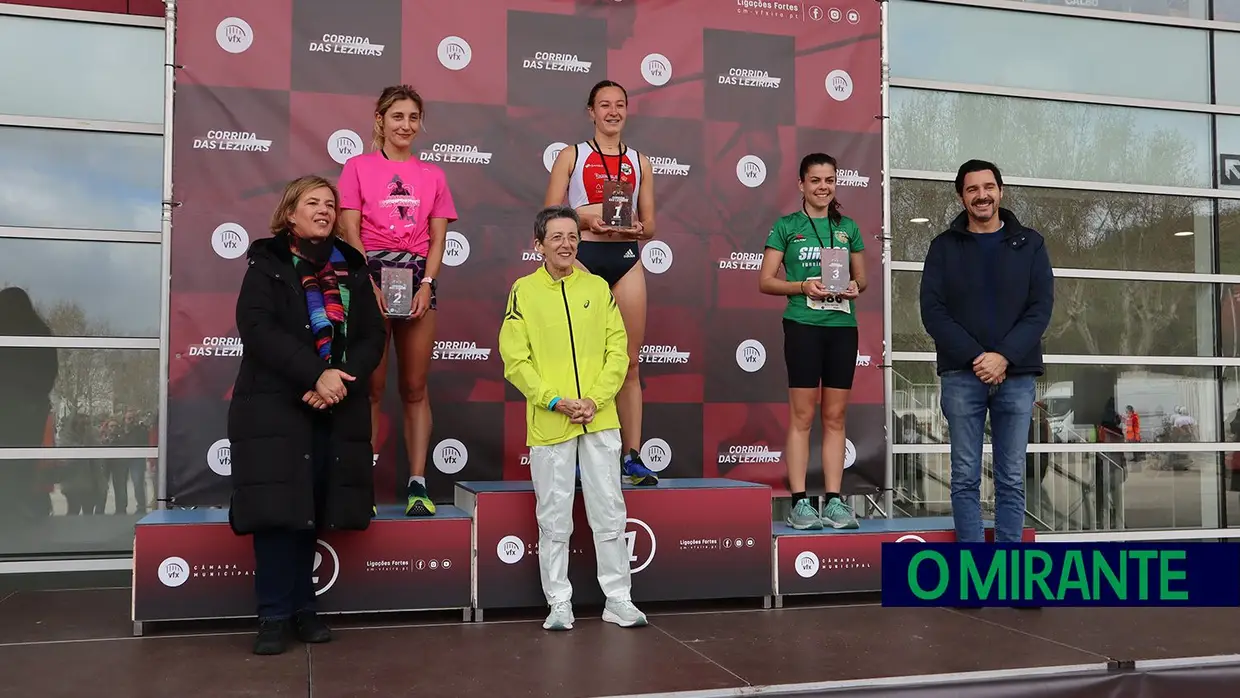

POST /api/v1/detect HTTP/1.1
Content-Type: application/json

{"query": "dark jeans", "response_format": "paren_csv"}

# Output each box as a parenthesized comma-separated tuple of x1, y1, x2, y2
(253, 527, 320, 621)
(252, 416, 330, 621)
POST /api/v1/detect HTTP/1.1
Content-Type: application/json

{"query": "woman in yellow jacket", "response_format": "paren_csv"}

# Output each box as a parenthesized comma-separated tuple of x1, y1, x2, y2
(498, 205, 648, 633)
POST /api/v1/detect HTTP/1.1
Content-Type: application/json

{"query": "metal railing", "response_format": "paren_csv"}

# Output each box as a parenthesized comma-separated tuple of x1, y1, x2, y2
(891, 371, 1141, 532)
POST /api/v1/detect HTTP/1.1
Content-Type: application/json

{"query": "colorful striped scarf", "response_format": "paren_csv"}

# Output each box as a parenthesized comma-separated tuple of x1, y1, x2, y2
(290, 239, 351, 364)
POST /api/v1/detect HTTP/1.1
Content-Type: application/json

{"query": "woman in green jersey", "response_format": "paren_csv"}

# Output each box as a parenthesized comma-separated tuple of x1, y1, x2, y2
(758, 152, 867, 531)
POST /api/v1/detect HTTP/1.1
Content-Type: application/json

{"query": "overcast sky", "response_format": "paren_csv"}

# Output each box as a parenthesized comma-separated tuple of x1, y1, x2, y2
(0, 127, 163, 337)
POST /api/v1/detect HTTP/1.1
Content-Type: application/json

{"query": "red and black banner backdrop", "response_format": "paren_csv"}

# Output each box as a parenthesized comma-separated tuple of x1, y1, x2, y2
(167, 0, 884, 506)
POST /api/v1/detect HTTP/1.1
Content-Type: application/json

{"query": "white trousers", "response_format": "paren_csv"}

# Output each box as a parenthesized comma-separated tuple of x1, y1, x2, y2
(530, 428, 631, 605)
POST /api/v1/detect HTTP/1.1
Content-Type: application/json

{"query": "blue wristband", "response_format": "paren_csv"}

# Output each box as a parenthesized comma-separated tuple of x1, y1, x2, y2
(548, 397, 561, 411)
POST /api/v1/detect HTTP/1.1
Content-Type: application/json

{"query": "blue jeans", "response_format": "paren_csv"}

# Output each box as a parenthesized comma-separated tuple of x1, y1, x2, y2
(940, 370, 1036, 543)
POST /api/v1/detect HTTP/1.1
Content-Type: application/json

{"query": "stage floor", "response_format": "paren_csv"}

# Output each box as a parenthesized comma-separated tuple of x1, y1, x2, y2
(1, 587, 1237, 697)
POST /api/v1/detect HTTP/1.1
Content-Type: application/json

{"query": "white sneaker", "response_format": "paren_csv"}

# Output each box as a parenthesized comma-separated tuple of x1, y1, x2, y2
(543, 601, 574, 630)
(602, 599, 648, 628)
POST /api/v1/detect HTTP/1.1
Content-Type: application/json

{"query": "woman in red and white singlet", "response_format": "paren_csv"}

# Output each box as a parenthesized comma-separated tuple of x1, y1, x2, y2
(543, 79, 660, 486)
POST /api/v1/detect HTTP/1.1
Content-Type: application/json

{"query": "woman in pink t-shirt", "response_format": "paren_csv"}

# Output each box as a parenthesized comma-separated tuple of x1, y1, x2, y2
(338, 84, 458, 518)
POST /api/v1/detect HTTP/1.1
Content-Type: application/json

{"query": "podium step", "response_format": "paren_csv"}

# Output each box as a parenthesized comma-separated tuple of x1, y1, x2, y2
(455, 478, 773, 610)
(773, 516, 1035, 601)
(132, 505, 472, 626)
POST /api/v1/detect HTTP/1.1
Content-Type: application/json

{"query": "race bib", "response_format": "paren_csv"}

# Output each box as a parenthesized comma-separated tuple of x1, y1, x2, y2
(807, 296, 851, 313)
(805, 276, 851, 313)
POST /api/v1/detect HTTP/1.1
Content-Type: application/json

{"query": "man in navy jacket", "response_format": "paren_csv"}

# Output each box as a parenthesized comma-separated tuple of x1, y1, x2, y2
(919, 160, 1054, 543)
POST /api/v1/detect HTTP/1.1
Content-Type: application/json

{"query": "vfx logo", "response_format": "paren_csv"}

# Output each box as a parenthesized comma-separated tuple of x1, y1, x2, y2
(640, 438, 673, 472)
(216, 17, 253, 54)
(433, 438, 468, 475)
(641, 241, 673, 274)
(211, 223, 249, 260)
(641, 53, 672, 87)
(825, 69, 854, 102)
(446, 237, 466, 259)
(328, 129, 363, 166)
(207, 438, 231, 477)
(158, 556, 190, 587)
(543, 142, 568, 173)
(735, 339, 767, 372)
(497, 535, 526, 564)
(795, 551, 820, 578)
(443, 231, 471, 267)
(736, 155, 767, 187)
(437, 36, 472, 70)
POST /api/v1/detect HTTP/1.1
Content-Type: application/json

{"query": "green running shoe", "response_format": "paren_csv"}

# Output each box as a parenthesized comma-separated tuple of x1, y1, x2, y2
(822, 497, 860, 529)
(786, 498, 822, 530)
(405, 480, 436, 517)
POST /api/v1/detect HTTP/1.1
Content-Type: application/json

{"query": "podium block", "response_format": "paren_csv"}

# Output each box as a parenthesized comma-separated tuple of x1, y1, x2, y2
(132, 505, 472, 630)
(456, 478, 773, 611)
(772, 516, 1036, 602)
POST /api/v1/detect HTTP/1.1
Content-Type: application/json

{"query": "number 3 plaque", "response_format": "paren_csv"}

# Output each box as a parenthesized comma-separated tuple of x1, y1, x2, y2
(821, 247, 850, 293)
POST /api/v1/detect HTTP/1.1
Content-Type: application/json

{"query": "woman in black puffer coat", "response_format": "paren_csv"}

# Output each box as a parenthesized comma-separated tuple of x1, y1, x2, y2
(228, 175, 385, 656)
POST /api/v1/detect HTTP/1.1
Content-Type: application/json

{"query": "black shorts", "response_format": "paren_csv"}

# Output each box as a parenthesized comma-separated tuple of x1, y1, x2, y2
(782, 319, 859, 390)
(577, 240, 639, 287)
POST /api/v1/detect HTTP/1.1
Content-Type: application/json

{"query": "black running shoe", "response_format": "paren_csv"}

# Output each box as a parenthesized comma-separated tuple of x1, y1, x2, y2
(253, 619, 289, 655)
(293, 611, 331, 643)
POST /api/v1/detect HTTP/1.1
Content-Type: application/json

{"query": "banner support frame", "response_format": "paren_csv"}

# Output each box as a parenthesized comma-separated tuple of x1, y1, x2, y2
(879, 0, 894, 519)
(156, 0, 177, 511)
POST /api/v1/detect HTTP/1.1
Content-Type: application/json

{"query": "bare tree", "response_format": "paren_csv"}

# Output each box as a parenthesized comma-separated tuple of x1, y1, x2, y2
(889, 90, 1206, 361)
(36, 300, 158, 435)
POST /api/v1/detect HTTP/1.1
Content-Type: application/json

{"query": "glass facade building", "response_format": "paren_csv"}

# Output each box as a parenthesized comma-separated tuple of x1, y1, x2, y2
(888, 0, 1240, 536)
(0, 3, 166, 571)
(3, 0, 1240, 572)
